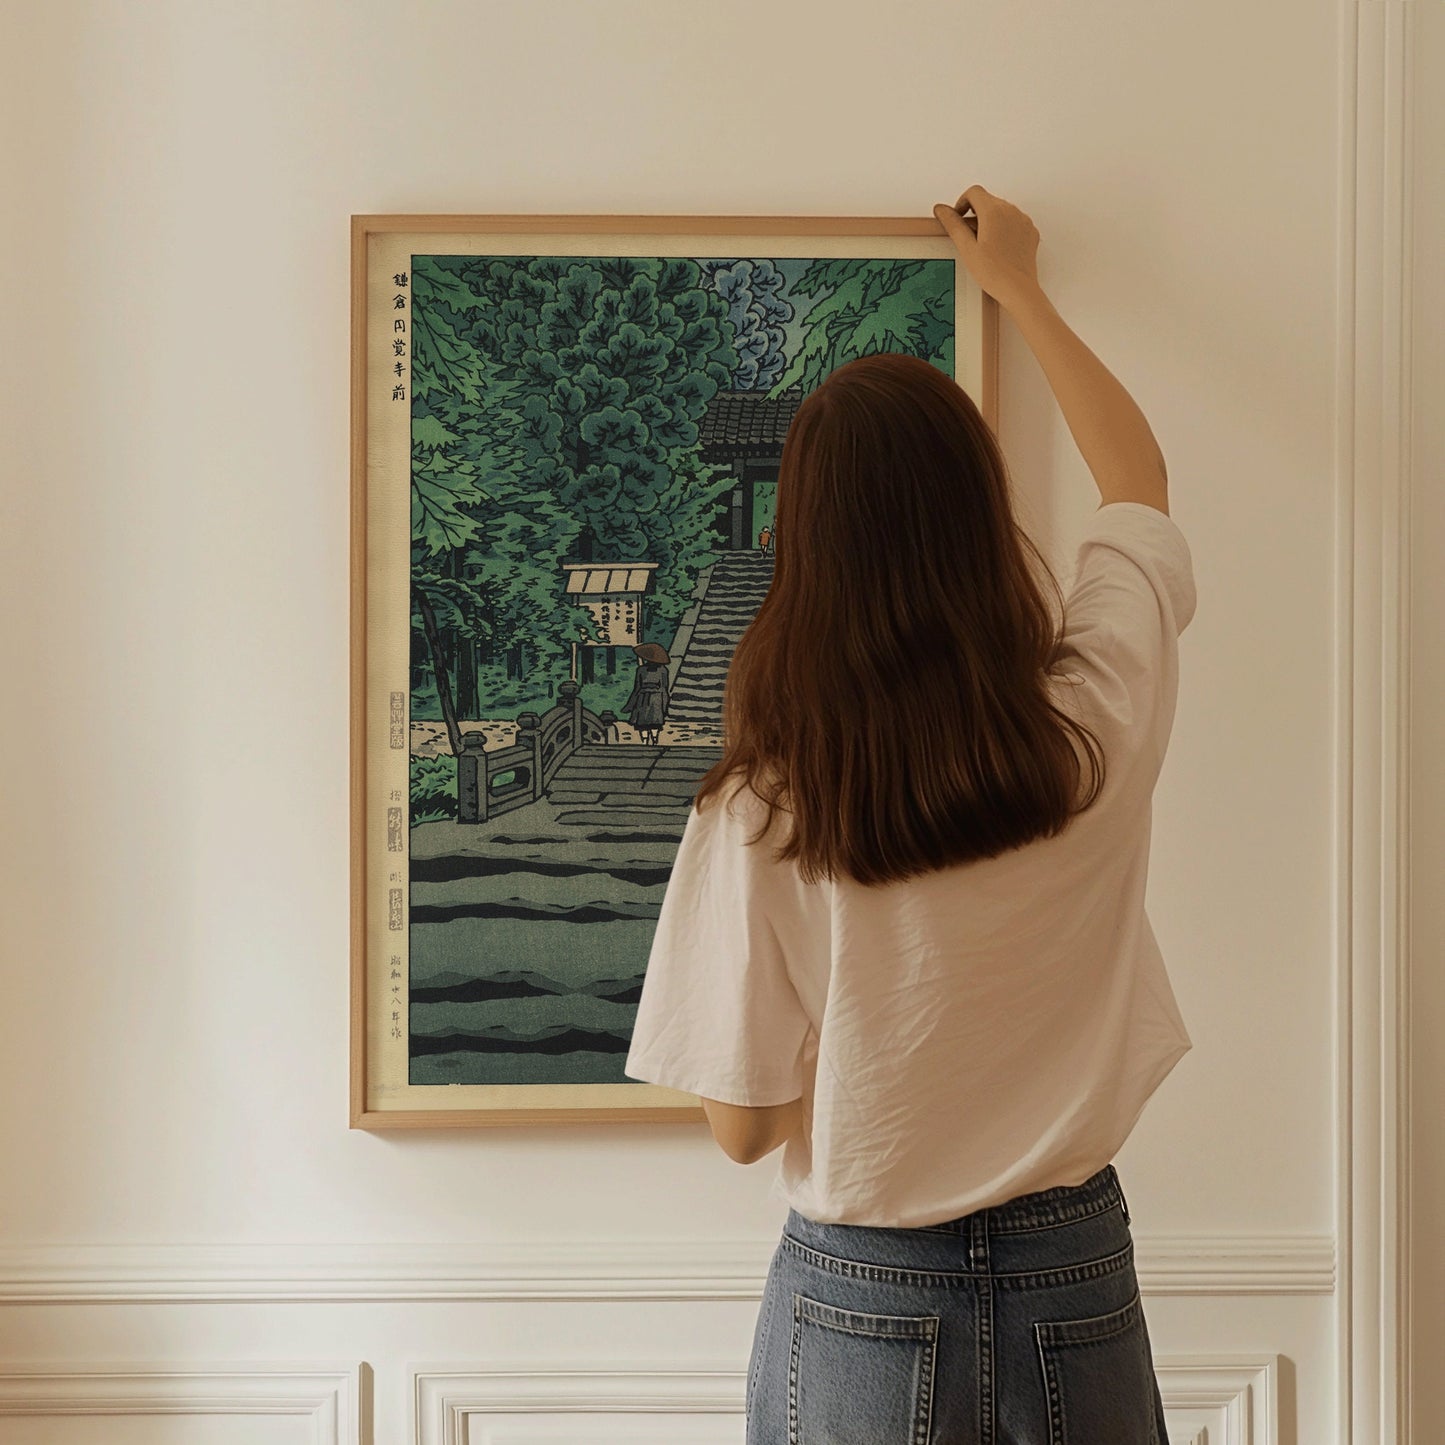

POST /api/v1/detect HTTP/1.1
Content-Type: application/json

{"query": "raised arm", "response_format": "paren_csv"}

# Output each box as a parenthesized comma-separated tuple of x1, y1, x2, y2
(934, 186, 1171, 515)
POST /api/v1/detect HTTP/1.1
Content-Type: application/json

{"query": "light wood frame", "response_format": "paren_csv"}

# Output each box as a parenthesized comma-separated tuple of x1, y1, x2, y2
(350, 212, 998, 1129)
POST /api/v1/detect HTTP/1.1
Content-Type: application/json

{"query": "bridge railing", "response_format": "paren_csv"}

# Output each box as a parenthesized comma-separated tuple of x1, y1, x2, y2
(455, 678, 618, 824)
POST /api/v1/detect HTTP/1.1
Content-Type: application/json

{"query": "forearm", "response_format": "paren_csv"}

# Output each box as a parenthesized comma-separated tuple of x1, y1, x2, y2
(1004, 282, 1169, 499)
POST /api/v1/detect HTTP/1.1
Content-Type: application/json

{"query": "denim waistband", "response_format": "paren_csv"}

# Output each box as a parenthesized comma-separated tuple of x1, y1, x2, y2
(778, 1164, 1135, 1285)
(911, 1162, 1130, 1234)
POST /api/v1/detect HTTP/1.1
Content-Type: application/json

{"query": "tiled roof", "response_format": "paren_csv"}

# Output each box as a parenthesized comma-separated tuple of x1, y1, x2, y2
(698, 387, 805, 450)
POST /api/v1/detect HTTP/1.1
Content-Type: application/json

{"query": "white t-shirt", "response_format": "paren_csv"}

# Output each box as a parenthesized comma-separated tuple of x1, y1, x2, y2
(624, 500, 1197, 1227)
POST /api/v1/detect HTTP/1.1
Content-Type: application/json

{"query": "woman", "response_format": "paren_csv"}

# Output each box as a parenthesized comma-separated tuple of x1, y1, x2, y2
(625, 185, 1191, 1444)
(622, 641, 670, 745)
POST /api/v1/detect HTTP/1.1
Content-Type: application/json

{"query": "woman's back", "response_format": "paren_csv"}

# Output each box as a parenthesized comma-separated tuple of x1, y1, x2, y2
(625, 498, 1197, 1226)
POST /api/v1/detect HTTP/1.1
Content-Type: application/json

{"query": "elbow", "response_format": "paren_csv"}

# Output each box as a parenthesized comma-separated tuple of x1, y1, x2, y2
(743, 1099, 804, 1164)
(741, 1137, 784, 1166)
(703, 1096, 803, 1166)
(713, 1129, 758, 1166)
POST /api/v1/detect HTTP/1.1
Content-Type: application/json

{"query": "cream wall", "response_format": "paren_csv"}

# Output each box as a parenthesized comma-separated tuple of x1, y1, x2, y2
(0, 1, 1421, 1440)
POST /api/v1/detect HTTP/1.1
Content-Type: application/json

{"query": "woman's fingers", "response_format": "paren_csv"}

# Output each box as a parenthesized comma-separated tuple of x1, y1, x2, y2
(933, 202, 977, 246)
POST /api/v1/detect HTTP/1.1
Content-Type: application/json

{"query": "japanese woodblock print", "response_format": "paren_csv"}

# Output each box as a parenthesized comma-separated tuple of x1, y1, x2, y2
(351, 214, 996, 1126)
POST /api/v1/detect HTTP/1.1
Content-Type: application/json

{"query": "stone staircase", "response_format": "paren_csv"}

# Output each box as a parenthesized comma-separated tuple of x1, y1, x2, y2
(665, 549, 775, 728)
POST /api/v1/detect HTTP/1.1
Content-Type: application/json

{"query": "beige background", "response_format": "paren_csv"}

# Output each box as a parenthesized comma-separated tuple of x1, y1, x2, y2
(0, 2, 1435, 1441)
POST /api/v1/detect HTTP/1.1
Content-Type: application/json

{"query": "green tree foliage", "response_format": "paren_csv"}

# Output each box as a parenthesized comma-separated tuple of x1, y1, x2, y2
(769, 259, 955, 395)
(699, 258, 793, 390)
(409, 254, 740, 740)
(405, 252, 954, 749)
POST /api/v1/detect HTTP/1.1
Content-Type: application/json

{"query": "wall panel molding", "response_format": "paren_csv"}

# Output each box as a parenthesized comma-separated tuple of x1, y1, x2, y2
(1154, 1356, 1281, 1445)
(1335, 2, 1415, 1443)
(0, 1234, 1333, 1305)
(411, 1356, 1278, 1445)
(0, 1365, 362, 1443)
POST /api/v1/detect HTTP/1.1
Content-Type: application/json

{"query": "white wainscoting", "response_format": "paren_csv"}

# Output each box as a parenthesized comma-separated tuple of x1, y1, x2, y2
(1159, 1357, 1281, 1445)
(410, 1357, 1279, 1445)
(0, 1234, 1334, 1304)
(0, 1366, 362, 1445)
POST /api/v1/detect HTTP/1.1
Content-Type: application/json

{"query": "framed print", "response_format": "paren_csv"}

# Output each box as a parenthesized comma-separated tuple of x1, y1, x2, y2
(350, 211, 998, 1128)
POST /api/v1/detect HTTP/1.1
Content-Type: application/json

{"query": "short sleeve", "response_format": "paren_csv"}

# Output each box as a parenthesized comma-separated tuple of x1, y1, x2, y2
(1072, 501, 1196, 634)
(1053, 501, 1197, 763)
(624, 785, 812, 1107)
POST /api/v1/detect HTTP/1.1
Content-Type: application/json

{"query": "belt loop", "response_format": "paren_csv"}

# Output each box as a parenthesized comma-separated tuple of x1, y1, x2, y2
(1113, 1166, 1131, 1226)
(969, 1211, 989, 1270)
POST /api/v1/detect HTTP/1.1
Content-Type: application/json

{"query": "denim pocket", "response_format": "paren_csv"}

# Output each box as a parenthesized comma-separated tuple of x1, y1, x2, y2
(788, 1293, 939, 1445)
(1034, 1287, 1159, 1445)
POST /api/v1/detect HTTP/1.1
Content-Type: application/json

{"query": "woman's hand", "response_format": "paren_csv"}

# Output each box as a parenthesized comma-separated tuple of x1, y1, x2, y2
(933, 186, 1042, 311)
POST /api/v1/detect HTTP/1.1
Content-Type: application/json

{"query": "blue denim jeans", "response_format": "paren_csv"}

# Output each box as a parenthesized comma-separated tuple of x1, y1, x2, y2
(745, 1163, 1168, 1444)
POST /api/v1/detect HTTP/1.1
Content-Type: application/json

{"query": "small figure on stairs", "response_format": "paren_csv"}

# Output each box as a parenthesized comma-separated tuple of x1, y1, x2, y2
(624, 641, 671, 745)
(758, 523, 775, 557)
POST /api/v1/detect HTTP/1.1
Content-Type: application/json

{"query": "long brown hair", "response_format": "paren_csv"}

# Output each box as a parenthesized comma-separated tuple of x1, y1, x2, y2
(692, 351, 1105, 886)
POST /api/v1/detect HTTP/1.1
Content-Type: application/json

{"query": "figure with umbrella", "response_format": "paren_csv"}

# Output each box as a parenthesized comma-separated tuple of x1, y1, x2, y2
(622, 641, 671, 745)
